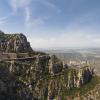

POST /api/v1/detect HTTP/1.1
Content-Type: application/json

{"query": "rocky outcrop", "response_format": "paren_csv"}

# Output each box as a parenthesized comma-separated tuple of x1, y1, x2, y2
(0, 31, 32, 53)
(49, 55, 63, 74)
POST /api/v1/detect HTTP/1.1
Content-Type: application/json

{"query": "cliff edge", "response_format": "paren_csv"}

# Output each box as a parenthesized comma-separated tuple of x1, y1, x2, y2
(0, 31, 98, 100)
(0, 31, 32, 53)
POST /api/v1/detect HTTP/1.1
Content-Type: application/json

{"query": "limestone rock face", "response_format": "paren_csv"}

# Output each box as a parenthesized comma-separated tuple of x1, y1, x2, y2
(6, 59, 93, 100)
(67, 66, 93, 89)
(49, 55, 63, 74)
(0, 62, 16, 100)
(0, 32, 32, 52)
(0, 61, 39, 100)
(0, 31, 96, 100)
(7, 54, 63, 75)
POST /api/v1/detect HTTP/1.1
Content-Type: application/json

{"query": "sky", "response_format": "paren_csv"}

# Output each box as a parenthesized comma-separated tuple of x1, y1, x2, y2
(0, 0, 100, 49)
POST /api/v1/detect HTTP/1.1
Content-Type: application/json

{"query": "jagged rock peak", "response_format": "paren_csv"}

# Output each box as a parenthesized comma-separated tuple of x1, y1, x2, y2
(0, 30, 4, 34)
(0, 31, 33, 53)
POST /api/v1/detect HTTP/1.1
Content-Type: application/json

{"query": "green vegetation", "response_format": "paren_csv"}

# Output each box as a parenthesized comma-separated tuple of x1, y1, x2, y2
(0, 58, 99, 100)
(61, 75, 100, 99)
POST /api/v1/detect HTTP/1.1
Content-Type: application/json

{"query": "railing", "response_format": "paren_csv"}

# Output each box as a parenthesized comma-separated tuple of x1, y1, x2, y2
(1, 55, 50, 61)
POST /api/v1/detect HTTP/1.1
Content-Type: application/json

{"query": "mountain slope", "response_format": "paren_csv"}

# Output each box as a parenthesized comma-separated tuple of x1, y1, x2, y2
(0, 31, 99, 100)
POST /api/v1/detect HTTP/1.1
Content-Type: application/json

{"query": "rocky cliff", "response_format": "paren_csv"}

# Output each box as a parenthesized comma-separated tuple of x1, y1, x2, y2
(0, 31, 98, 100)
(0, 60, 94, 100)
(0, 30, 32, 53)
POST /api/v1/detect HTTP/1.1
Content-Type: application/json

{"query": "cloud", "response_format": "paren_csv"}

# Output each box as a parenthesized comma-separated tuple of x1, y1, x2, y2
(9, 0, 61, 28)
(0, 20, 5, 25)
(10, 0, 32, 12)
(38, 0, 61, 13)
(23, 0, 61, 27)
(9, 0, 32, 18)
(26, 18, 45, 27)
(10, 0, 34, 27)
(28, 32, 100, 49)
(25, 7, 31, 23)
(24, 7, 31, 26)
(0, 13, 13, 26)
(9, 0, 46, 27)
(24, 7, 45, 27)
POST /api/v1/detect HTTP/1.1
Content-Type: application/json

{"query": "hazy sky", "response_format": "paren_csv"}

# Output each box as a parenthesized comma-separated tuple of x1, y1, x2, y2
(0, 0, 100, 49)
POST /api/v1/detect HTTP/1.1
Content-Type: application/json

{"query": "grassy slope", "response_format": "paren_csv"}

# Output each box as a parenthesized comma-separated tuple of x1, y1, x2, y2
(60, 75, 100, 99)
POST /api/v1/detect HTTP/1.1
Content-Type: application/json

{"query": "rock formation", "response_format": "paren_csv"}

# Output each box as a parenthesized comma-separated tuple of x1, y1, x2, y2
(0, 31, 32, 53)
(0, 31, 96, 100)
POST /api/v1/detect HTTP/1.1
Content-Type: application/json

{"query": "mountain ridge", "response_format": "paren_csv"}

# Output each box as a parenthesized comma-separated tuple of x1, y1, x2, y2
(0, 31, 99, 100)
